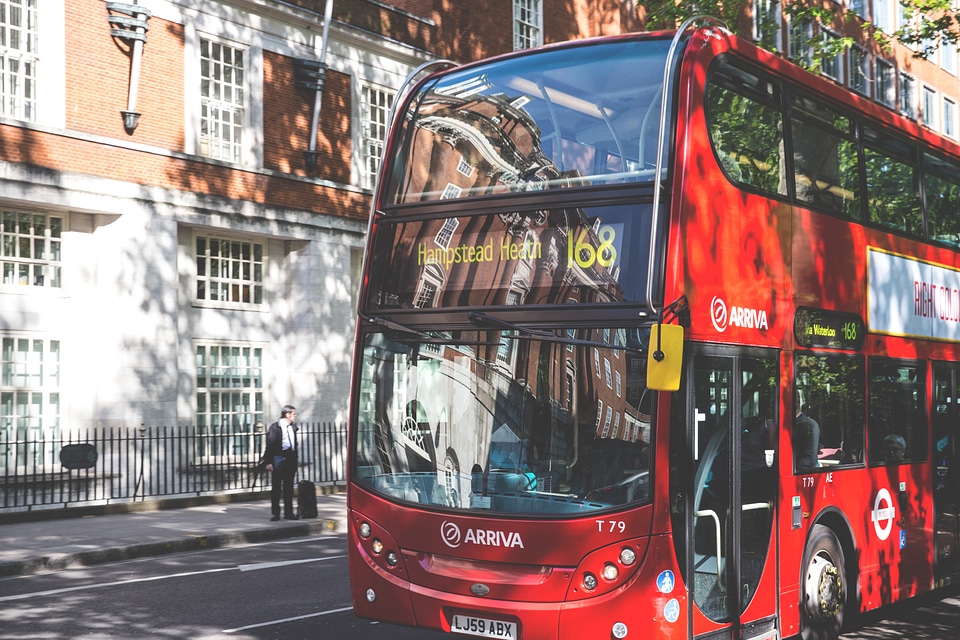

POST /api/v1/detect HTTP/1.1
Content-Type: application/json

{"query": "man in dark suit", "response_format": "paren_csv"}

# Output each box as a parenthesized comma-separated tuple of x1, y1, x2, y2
(261, 405, 299, 520)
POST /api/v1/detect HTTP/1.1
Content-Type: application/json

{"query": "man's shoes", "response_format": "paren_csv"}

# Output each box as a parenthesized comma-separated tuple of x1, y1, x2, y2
(270, 515, 280, 521)
(284, 514, 299, 520)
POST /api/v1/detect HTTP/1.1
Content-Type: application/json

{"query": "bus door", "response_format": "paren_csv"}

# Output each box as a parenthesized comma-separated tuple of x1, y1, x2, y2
(672, 347, 779, 640)
(933, 364, 960, 582)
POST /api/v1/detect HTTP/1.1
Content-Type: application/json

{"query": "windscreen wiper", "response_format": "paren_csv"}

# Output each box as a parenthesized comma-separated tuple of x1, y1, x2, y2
(467, 312, 644, 353)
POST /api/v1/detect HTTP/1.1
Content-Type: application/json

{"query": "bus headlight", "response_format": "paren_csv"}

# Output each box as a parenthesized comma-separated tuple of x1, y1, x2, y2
(371, 538, 384, 555)
(619, 547, 637, 566)
(386, 551, 399, 566)
(359, 522, 372, 538)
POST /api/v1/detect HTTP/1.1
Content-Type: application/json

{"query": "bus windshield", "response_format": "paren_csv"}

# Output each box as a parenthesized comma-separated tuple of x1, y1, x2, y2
(353, 329, 652, 516)
(385, 37, 674, 204)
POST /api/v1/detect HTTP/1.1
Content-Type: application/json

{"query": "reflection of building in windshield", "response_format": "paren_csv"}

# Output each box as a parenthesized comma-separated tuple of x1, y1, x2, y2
(372, 207, 625, 314)
(396, 76, 560, 201)
(355, 329, 650, 514)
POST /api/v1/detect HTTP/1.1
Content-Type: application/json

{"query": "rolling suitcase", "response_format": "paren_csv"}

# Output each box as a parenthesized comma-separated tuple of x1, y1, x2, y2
(298, 480, 318, 519)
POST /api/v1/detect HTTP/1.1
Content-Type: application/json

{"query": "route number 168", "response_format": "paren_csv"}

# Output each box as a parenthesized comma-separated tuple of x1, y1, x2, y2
(568, 226, 618, 270)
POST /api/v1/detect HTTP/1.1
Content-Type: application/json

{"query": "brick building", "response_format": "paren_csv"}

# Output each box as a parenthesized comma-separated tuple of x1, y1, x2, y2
(0, 0, 955, 452)
(0, 0, 642, 465)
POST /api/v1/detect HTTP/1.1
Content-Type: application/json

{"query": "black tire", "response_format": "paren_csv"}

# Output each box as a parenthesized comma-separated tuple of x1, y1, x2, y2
(800, 524, 848, 640)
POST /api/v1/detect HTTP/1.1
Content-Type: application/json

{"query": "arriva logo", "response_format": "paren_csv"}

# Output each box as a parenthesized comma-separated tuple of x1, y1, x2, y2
(710, 296, 769, 333)
(441, 521, 525, 549)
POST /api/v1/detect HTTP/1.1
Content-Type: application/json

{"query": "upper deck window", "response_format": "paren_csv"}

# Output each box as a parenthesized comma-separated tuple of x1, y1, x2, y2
(385, 39, 674, 205)
(706, 61, 786, 197)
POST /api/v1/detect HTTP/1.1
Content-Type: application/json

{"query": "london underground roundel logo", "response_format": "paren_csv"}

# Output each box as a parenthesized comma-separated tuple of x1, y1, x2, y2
(441, 521, 462, 548)
(711, 296, 728, 333)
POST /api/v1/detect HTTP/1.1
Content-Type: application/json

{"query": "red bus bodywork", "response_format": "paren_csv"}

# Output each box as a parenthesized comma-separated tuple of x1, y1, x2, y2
(348, 24, 960, 640)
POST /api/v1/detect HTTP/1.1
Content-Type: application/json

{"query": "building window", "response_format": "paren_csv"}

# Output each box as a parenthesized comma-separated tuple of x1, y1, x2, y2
(944, 96, 958, 140)
(873, 0, 894, 33)
(513, 0, 542, 51)
(923, 85, 939, 131)
(788, 17, 814, 67)
(848, 47, 870, 95)
(434, 218, 460, 249)
(899, 72, 917, 119)
(0, 0, 37, 122)
(943, 39, 958, 75)
(440, 183, 463, 200)
(849, 0, 867, 18)
(1, 336, 60, 469)
(1, 210, 62, 288)
(875, 59, 896, 108)
(753, 0, 781, 50)
(820, 30, 843, 81)
(195, 343, 263, 457)
(361, 83, 395, 191)
(199, 38, 245, 163)
(195, 235, 264, 306)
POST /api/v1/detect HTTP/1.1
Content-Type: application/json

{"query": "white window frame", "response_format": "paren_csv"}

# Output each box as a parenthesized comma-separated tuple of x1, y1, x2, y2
(848, 46, 871, 96)
(752, 0, 782, 49)
(513, 0, 542, 51)
(944, 95, 958, 140)
(194, 233, 265, 308)
(942, 39, 957, 75)
(184, 24, 262, 167)
(788, 17, 814, 67)
(195, 342, 264, 460)
(875, 58, 896, 108)
(899, 71, 918, 119)
(199, 37, 247, 163)
(1, 334, 60, 470)
(0, 0, 39, 122)
(1, 209, 62, 289)
(434, 218, 460, 249)
(820, 29, 844, 81)
(922, 84, 939, 131)
(849, 0, 867, 19)
(873, 0, 894, 33)
(360, 82, 395, 191)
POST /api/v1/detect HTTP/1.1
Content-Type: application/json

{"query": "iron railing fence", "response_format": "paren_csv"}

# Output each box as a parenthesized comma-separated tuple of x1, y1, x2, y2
(0, 422, 347, 513)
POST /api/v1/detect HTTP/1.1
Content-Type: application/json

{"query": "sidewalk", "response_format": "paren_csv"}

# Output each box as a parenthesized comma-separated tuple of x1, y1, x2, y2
(0, 493, 348, 577)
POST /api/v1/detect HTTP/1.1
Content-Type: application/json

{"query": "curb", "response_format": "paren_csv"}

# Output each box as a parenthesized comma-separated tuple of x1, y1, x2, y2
(0, 517, 338, 578)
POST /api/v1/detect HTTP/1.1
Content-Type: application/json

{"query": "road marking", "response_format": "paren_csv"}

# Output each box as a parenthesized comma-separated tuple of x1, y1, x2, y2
(237, 555, 345, 572)
(0, 554, 345, 603)
(221, 606, 354, 633)
(0, 566, 236, 602)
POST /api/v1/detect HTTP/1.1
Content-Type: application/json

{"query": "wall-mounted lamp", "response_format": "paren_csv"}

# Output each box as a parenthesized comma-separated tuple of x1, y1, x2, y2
(107, 2, 151, 134)
(299, 0, 334, 169)
(294, 58, 328, 168)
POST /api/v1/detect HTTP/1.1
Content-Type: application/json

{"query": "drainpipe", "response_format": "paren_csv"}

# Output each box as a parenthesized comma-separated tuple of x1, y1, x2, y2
(301, 0, 334, 168)
(106, 2, 151, 134)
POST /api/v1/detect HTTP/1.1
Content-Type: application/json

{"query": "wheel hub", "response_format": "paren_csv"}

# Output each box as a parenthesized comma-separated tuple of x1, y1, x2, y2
(804, 554, 843, 622)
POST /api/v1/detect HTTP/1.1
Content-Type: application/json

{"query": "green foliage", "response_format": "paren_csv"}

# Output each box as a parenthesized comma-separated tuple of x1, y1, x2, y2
(638, 0, 960, 61)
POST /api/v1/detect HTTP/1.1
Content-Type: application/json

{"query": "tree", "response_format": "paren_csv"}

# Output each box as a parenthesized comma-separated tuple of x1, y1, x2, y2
(639, 0, 960, 62)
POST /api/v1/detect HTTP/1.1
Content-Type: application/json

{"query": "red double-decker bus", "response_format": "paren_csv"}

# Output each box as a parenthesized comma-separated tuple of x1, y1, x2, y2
(347, 18, 960, 640)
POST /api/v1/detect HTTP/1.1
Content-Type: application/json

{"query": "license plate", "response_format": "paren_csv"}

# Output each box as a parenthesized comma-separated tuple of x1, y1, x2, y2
(450, 614, 518, 640)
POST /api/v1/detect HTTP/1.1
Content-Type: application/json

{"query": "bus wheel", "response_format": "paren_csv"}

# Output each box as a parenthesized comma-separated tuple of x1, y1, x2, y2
(800, 524, 846, 640)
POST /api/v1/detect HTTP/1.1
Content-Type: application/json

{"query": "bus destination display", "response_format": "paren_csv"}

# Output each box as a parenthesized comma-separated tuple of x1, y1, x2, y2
(794, 307, 865, 350)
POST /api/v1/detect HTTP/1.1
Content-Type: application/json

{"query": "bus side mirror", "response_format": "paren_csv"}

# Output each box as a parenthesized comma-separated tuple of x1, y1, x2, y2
(647, 323, 683, 391)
